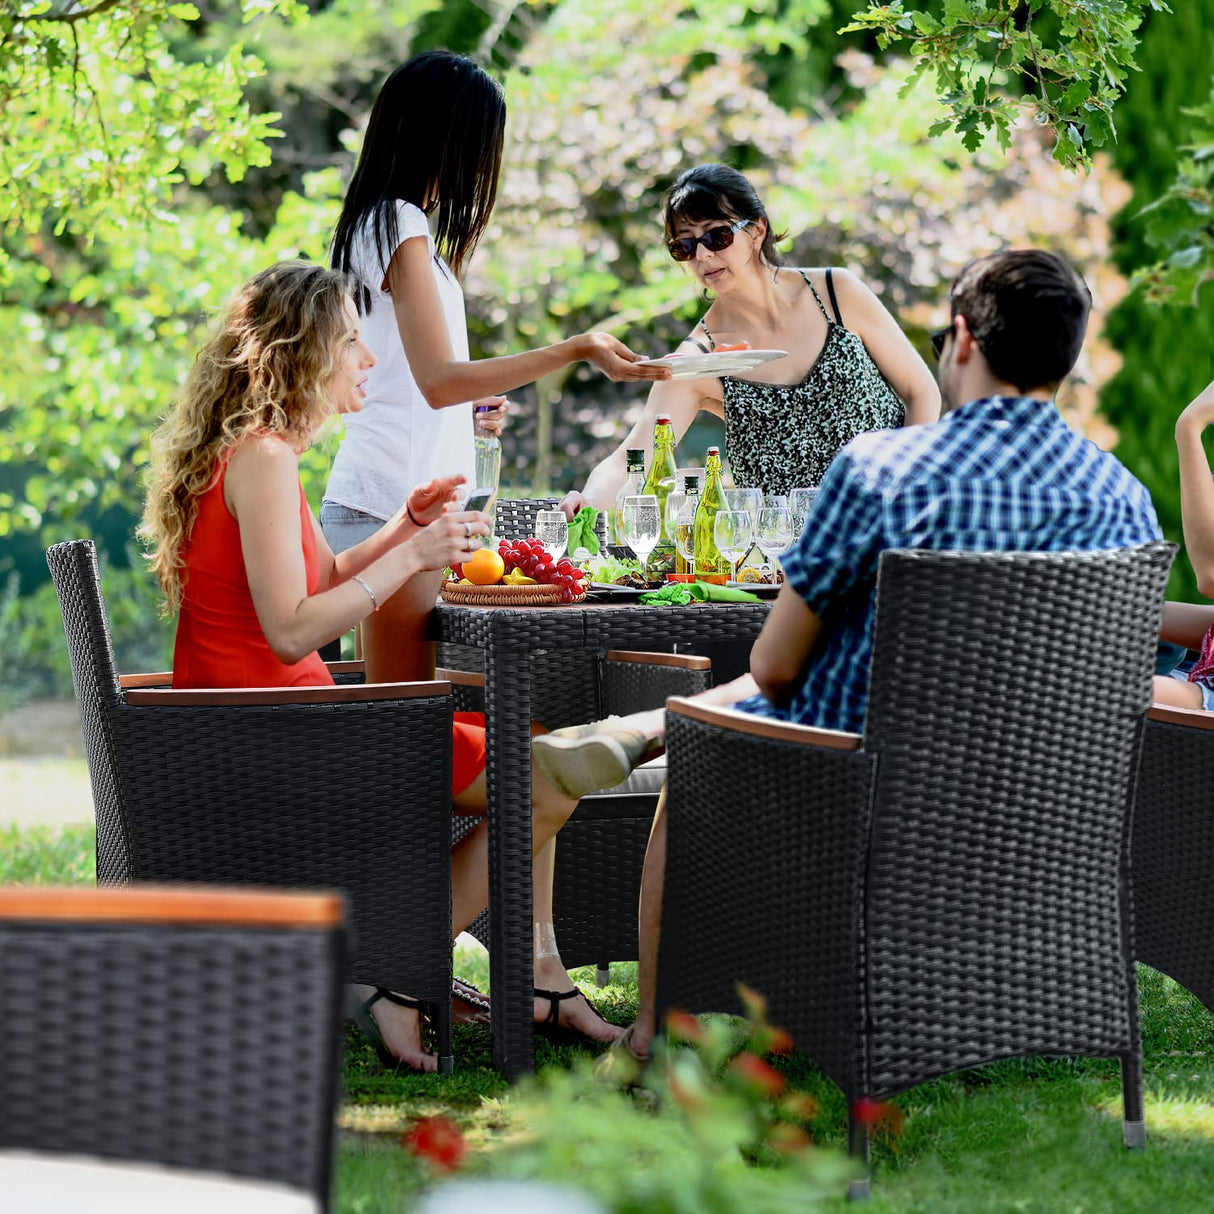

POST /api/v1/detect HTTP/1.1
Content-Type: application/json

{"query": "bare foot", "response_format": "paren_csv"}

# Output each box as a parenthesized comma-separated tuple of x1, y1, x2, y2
(533, 987, 626, 1044)
(352, 984, 437, 1071)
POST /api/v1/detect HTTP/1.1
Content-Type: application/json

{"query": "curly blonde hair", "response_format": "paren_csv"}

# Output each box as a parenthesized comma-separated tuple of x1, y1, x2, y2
(141, 261, 354, 614)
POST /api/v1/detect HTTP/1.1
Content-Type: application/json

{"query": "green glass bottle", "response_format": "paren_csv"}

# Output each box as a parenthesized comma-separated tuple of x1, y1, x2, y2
(640, 414, 678, 578)
(693, 446, 730, 585)
(612, 448, 646, 547)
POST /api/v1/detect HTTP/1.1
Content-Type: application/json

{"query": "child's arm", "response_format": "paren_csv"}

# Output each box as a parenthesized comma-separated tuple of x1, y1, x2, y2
(1176, 378, 1214, 598)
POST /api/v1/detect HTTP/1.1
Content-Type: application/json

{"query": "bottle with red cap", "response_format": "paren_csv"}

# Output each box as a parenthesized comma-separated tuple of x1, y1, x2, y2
(639, 413, 678, 578)
(693, 445, 730, 584)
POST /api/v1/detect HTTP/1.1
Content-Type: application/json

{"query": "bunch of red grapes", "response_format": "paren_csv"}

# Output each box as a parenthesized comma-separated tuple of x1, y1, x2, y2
(499, 537, 587, 603)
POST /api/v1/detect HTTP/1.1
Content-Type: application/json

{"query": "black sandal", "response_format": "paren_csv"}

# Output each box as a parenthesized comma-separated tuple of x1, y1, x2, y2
(351, 988, 426, 1068)
(533, 986, 617, 1044)
(453, 976, 491, 1020)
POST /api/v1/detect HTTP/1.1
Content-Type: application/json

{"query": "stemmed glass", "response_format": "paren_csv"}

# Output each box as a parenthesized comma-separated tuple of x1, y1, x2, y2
(664, 488, 686, 544)
(790, 487, 819, 536)
(725, 487, 763, 531)
(757, 504, 795, 568)
(621, 495, 661, 575)
(535, 510, 569, 561)
(714, 509, 753, 583)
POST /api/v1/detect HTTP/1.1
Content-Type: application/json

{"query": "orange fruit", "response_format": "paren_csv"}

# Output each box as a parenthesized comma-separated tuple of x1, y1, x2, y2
(462, 548, 506, 585)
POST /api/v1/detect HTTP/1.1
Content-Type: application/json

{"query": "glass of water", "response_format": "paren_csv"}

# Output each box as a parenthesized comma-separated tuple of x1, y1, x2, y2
(725, 487, 763, 531)
(535, 509, 569, 561)
(714, 509, 753, 582)
(790, 487, 819, 536)
(622, 495, 661, 573)
(757, 504, 795, 565)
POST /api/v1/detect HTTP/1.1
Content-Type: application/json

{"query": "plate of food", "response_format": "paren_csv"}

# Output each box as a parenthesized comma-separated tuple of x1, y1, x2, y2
(636, 345, 788, 381)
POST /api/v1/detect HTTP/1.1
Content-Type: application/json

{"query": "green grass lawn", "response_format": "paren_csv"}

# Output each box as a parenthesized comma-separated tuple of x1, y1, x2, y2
(6, 822, 1214, 1213)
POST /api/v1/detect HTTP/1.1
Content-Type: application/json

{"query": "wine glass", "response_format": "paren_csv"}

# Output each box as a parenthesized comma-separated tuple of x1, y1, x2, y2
(675, 495, 698, 572)
(714, 510, 753, 583)
(790, 487, 819, 535)
(757, 505, 795, 566)
(664, 488, 686, 543)
(725, 487, 763, 531)
(535, 509, 568, 561)
(621, 495, 661, 574)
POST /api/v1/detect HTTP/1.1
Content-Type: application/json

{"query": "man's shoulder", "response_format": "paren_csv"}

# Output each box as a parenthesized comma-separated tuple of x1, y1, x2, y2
(837, 416, 956, 490)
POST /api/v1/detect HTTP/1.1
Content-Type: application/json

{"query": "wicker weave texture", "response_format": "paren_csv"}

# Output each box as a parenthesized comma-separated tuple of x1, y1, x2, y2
(862, 546, 1172, 1093)
(659, 712, 876, 1092)
(0, 920, 342, 1204)
(46, 540, 455, 1005)
(1134, 718, 1214, 1012)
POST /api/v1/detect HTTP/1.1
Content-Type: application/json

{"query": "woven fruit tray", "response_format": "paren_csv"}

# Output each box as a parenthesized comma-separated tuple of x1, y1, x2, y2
(440, 580, 588, 607)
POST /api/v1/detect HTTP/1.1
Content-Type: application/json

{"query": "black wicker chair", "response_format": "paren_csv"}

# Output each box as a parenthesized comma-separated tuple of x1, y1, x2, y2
(656, 544, 1175, 1197)
(0, 885, 344, 1210)
(1133, 703, 1214, 1015)
(440, 650, 712, 978)
(46, 539, 457, 1070)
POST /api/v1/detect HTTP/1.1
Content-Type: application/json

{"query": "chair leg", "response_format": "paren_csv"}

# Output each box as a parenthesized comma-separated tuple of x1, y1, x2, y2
(433, 999, 454, 1076)
(1121, 1050, 1145, 1149)
(847, 1107, 871, 1201)
(595, 962, 611, 988)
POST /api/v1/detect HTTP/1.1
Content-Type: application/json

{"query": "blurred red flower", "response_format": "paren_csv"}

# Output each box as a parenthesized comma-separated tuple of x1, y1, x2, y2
(664, 1009, 705, 1043)
(727, 1052, 787, 1097)
(768, 1122, 813, 1155)
(403, 1115, 466, 1171)
(851, 1098, 904, 1137)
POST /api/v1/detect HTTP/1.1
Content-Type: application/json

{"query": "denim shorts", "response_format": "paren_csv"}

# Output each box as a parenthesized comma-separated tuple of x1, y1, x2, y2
(319, 500, 386, 556)
(1168, 666, 1214, 711)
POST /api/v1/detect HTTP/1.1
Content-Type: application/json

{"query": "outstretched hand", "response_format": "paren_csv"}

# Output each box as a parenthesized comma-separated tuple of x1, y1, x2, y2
(407, 474, 466, 527)
(578, 333, 673, 383)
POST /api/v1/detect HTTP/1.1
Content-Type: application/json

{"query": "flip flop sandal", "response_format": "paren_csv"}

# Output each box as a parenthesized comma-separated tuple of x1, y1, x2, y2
(533, 986, 617, 1045)
(350, 988, 428, 1069)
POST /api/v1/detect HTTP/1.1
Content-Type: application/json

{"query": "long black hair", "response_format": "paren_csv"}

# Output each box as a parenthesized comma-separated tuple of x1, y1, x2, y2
(663, 163, 786, 266)
(331, 51, 506, 301)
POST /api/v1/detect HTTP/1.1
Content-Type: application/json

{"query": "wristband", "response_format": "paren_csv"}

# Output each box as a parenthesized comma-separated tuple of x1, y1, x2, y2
(351, 574, 380, 612)
(407, 502, 424, 527)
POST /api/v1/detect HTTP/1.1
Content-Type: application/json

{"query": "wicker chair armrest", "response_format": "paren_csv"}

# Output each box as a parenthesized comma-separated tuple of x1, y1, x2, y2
(124, 680, 451, 707)
(1148, 703, 1214, 730)
(665, 696, 863, 750)
(119, 672, 173, 689)
(0, 886, 344, 928)
(604, 649, 711, 671)
(435, 666, 486, 689)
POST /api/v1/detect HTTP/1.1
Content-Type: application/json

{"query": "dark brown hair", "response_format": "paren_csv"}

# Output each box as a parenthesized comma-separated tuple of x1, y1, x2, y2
(663, 163, 786, 266)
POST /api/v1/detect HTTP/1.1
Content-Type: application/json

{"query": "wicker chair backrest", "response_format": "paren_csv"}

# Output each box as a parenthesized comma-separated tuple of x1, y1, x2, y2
(45, 539, 132, 883)
(495, 497, 609, 548)
(0, 891, 343, 1205)
(860, 544, 1174, 1091)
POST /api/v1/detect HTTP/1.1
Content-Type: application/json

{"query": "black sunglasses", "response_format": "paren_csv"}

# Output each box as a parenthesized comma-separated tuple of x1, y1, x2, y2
(668, 219, 751, 262)
(930, 323, 954, 360)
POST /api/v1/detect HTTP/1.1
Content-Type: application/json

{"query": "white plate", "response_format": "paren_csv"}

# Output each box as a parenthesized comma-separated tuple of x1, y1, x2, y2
(636, 349, 789, 380)
(725, 580, 781, 597)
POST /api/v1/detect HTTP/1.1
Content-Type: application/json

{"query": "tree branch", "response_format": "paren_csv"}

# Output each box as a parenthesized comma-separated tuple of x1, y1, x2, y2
(20, 0, 127, 25)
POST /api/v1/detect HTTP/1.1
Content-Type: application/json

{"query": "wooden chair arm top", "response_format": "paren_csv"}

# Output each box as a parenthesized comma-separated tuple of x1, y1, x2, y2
(604, 650, 712, 671)
(1148, 702, 1214, 731)
(0, 885, 344, 928)
(665, 696, 863, 750)
(123, 680, 452, 707)
(435, 667, 486, 688)
(325, 660, 365, 675)
(119, 672, 173, 689)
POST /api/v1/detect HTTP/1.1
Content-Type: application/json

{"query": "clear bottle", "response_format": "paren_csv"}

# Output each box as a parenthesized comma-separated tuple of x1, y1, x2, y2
(640, 414, 679, 579)
(673, 474, 700, 582)
(612, 448, 647, 548)
(473, 404, 502, 525)
(693, 447, 730, 585)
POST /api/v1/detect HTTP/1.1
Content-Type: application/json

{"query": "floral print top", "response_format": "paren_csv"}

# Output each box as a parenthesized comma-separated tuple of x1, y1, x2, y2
(701, 270, 905, 495)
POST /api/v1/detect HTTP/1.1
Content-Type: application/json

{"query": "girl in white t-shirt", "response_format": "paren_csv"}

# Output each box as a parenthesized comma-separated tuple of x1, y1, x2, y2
(321, 49, 667, 1059)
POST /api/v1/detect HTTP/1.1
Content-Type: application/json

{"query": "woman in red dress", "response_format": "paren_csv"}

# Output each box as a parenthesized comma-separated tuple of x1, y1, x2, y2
(142, 261, 621, 1067)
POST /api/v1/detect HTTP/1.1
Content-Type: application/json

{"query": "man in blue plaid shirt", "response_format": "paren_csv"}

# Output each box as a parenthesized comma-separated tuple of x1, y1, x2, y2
(535, 249, 1163, 1067)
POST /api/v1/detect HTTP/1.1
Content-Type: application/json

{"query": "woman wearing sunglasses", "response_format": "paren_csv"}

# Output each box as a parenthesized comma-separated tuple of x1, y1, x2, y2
(559, 162, 939, 515)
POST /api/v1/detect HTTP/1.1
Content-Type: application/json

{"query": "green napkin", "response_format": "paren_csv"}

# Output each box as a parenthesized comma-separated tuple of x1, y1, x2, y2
(638, 581, 762, 606)
(566, 506, 601, 557)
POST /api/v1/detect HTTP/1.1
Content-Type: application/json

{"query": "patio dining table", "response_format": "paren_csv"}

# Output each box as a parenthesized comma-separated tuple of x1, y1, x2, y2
(432, 597, 771, 1077)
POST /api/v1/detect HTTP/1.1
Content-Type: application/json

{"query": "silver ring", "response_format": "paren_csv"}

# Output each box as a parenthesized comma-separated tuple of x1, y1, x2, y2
(464, 520, 473, 538)
(465, 537, 474, 552)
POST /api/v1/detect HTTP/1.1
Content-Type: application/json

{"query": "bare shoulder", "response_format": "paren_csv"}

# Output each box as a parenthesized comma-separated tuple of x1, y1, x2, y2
(226, 432, 299, 489)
